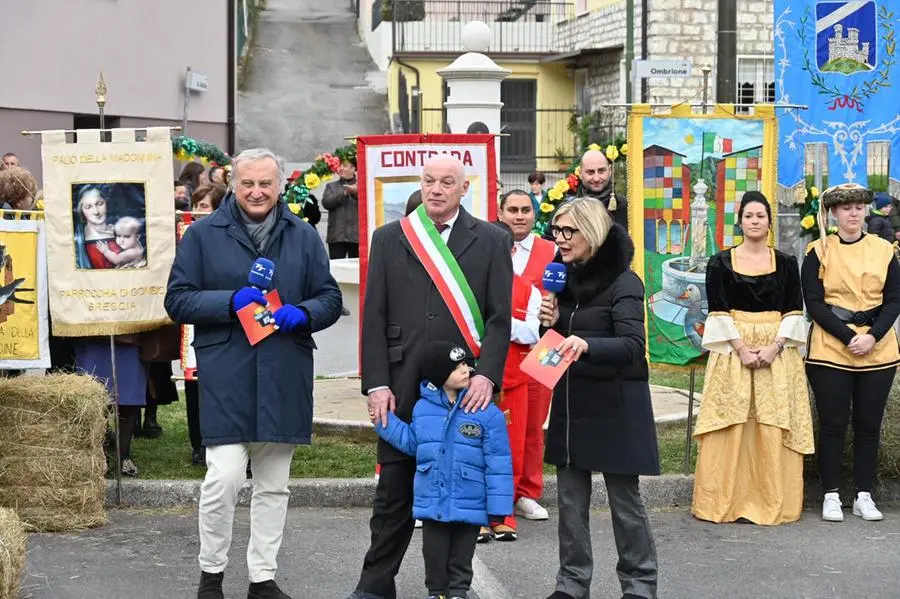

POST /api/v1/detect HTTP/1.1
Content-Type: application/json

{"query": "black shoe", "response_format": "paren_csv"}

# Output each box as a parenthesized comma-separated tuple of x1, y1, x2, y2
(546, 592, 576, 599)
(346, 591, 386, 599)
(142, 417, 163, 439)
(197, 571, 224, 599)
(247, 579, 291, 599)
(192, 447, 207, 467)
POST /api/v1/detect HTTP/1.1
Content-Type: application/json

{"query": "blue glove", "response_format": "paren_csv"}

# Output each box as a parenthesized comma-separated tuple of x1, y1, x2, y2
(273, 304, 309, 332)
(232, 287, 267, 312)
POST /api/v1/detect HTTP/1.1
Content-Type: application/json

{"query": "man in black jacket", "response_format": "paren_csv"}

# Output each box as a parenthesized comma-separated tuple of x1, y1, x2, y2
(347, 155, 513, 599)
(573, 149, 628, 229)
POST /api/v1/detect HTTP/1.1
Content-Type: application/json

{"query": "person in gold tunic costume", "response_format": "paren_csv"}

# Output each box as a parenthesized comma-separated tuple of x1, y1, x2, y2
(692, 192, 814, 525)
(802, 183, 900, 523)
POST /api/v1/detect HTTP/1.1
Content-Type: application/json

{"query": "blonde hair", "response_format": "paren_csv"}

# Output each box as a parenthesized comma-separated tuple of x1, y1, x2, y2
(552, 197, 613, 256)
(114, 216, 142, 237)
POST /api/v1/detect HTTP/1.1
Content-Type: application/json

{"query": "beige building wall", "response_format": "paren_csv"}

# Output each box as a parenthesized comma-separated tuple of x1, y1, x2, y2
(0, 0, 230, 180)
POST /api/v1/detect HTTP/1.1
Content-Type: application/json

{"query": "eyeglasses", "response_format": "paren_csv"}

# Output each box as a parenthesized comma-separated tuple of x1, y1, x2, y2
(550, 225, 580, 240)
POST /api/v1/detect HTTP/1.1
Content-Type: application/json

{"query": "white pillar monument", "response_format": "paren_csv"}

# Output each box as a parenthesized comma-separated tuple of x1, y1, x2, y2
(436, 21, 511, 175)
(690, 180, 709, 270)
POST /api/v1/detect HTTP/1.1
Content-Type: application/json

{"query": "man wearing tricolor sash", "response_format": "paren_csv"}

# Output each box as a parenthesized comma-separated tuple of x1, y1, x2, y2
(348, 156, 513, 599)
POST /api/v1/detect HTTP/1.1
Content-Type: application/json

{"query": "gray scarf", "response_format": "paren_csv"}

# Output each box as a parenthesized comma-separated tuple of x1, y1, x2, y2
(235, 201, 279, 253)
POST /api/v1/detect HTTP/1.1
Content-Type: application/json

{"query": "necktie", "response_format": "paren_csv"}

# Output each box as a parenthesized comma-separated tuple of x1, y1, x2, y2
(435, 223, 449, 234)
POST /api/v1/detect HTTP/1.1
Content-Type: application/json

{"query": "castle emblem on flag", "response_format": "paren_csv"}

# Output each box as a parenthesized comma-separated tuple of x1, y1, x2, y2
(816, 1, 877, 74)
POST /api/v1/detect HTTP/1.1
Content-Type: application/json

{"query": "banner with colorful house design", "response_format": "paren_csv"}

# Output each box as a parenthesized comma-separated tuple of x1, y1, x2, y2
(627, 105, 778, 366)
(775, 0, 900, 196)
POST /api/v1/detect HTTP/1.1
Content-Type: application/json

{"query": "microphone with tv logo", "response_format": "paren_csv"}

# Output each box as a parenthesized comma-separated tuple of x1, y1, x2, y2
(247, 258, 276, 327)
(541, 262, 567, 327)
(248, 258, 275, 290)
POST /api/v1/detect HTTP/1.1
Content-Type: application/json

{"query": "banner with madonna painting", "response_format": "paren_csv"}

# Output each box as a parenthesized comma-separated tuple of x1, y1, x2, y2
(626, 104, 778, 365)
(40, 127, 176, 336)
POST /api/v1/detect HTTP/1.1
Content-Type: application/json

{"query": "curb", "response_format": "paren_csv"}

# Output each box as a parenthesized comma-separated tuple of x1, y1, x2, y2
(105, 475, 696, 510)
(104, 476, 900, 510)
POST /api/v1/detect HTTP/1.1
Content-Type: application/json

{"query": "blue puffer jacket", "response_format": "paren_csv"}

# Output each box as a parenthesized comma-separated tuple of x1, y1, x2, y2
(375, 382, 514, 526)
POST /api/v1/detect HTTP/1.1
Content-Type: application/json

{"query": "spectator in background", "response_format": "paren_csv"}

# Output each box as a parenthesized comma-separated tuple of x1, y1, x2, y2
(888, 195, 900, 241)
(867, 192, 896, 243)
(1, 153, 19, 169)
(0, 166, 42, 218)
(175, 181, 193, 211)
(527, 171, 546, 213)
(192, 184, 227, 214)
(209, 165, 227, 186)
(405, 189, 422, 216)
(321, 157, 359, 258)
(179, 162, 205, 192)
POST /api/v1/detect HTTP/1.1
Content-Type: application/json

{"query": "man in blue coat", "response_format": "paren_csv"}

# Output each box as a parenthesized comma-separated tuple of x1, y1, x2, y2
(165, 148, 343, 599)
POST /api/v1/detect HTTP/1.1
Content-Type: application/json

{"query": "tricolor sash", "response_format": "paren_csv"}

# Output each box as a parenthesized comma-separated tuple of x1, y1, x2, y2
(400, 205, 485, 357)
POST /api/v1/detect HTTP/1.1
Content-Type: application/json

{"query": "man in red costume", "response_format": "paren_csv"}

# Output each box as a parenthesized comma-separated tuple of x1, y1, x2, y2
(483, 189, 557, 542)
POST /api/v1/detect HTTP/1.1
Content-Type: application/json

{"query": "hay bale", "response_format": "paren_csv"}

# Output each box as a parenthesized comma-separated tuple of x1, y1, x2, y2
(0, 374, 108, 532)
(0, 508, 25, 599)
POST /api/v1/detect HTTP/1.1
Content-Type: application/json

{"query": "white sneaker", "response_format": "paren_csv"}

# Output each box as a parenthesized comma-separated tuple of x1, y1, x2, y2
(852, 492, 883, 521)
(515, 497, 549, 521)
(414, 519, 423, 529)
(822, 492, 844, 522)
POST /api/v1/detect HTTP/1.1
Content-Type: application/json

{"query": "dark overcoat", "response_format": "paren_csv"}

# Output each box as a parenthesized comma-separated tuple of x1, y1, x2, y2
(362, 207, 513, 463)
(164, 196, 343, 446)
(544, 224, 660, 475)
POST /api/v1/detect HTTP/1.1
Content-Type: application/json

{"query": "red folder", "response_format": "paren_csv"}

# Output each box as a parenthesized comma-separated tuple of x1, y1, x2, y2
(236, 290, 283, 346)
(519, 329, 574, 390)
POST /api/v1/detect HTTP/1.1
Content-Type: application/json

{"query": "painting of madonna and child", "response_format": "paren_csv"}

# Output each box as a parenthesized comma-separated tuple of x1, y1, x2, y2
(71, 182, 148, 270)
(637, 116, 768, 366)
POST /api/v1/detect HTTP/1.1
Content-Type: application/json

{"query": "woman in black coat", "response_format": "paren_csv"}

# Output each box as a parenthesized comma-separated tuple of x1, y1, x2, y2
(540, 198, 659, 599)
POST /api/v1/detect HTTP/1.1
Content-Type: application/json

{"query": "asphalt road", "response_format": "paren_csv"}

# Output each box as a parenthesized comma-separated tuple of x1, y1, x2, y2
(23, 506, 899, 599)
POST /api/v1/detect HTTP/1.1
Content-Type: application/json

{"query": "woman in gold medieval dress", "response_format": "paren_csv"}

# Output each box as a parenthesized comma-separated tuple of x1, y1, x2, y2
(692, 191, 814, 525)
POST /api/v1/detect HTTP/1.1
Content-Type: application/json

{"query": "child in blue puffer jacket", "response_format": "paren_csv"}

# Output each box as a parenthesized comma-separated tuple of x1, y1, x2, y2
(375, 340, 514, 599)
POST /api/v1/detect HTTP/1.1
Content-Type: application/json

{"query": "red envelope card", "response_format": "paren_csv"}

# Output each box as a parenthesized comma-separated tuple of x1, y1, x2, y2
(236, 290, 283, 346)
(519, 329, 574, 390)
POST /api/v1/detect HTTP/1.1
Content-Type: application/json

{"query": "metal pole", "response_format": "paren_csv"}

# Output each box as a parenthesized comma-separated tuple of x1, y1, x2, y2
(183, 66, 191, 135)
(715, 0, 737, 103)
(96, 71, 123, 506)
(625, 0, 634, 103)
(702, 66, 711, 115)
(683, 367, 696, 475)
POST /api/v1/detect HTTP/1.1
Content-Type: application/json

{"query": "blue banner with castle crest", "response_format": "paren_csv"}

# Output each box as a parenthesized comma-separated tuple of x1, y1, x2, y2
(776, 1, 900, 189)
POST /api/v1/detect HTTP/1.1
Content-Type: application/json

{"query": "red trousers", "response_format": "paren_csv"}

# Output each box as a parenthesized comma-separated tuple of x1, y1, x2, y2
(496, 383, 528, 529)
(519, 379, 552, 500)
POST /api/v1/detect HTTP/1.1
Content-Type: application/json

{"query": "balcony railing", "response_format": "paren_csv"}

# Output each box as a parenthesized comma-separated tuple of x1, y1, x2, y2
(390, 0, 574, 55)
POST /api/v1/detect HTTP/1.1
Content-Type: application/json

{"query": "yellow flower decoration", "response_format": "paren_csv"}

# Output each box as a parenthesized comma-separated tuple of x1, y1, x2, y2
(547, 188, 564, 201)
(588, 143, 601, 152)
(288, 203, 302, 215)
(574, 166, 581, 177)
(810, 186, 820, 198)
(605, 145, 620, 162)
(175, 149, 189, 162)
(322, 174, 333, 182)
(553, 179, 570, 194)
(620, 144, 628, 156)
(827, 225, 838, 234)
(304, 173, 321, 189)
(540, 202, 555, 213)
(801, 214, 815, 230)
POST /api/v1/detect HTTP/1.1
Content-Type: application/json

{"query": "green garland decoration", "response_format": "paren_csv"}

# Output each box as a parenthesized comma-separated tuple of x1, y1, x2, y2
(172, 136, 231, 166)
(282, 144, 357, 214)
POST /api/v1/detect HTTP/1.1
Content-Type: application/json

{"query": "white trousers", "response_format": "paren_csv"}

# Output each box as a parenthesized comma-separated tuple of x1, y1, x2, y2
(198, 442, 295, 582)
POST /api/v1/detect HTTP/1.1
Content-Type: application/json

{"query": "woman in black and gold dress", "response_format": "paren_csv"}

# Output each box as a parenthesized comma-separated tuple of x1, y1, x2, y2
(693, 192, 814, 525)
(803, 183, 900, 523)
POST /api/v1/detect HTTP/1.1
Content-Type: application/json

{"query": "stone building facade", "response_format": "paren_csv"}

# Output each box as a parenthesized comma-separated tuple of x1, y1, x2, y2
(554, 0, 774, 109)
